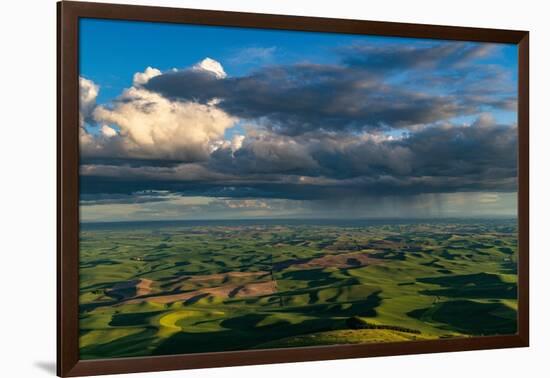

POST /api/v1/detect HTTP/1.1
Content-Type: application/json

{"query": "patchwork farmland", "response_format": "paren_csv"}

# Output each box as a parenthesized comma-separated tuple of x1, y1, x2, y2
(79, 219, 517, 359)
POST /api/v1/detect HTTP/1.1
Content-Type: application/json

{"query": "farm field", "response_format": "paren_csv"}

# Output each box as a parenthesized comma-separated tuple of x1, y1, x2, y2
(79, 219, 518, 359)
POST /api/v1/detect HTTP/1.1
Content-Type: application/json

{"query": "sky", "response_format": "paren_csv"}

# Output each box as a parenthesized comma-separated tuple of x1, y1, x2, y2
(78, 18, 518, 222)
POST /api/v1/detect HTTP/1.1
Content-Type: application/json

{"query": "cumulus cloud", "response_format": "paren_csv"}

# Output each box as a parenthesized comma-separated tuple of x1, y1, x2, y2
(100, 124, 118, 138)
(79, 76, 101, 150)
(230, 134, 245, 151)
(81, 65, 237, 162)
(210, 131, 319, 174)
(79, 76, 99, 126)
(133, 66, 161, 86)
(192, 57, 227, 79)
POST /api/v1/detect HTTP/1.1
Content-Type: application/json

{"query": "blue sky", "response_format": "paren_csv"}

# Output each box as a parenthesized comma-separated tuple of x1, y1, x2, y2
(78, 18, 518, 222)
(81, 19, 356, 101)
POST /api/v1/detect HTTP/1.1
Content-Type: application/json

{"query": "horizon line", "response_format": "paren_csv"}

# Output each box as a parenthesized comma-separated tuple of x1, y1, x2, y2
(80, 215, 518, 225)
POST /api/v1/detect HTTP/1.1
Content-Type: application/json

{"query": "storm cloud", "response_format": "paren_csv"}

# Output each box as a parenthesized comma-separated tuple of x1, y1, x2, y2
(80, 113, 517, 201)
(144, 42, 514, 136)
(145, 62, 473, 135)
(79, 39, 518, 217)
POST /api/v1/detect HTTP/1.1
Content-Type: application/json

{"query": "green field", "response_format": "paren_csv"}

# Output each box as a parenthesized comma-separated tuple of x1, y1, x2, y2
(78, 219, 517, 359)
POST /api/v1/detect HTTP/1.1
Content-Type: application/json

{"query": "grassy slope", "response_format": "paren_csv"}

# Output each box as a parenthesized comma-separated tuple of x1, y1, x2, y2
(78, 220, 518, 359)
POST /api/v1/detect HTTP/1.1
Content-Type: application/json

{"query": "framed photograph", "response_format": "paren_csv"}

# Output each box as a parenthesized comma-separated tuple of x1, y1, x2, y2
(57, 1, 529, 376)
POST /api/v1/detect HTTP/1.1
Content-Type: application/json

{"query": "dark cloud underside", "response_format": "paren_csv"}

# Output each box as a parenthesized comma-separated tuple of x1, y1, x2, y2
(79, 39, 518, 217)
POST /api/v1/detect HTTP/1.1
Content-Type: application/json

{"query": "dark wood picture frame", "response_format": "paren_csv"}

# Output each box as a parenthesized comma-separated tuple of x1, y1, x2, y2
(57, 1, 529, 376)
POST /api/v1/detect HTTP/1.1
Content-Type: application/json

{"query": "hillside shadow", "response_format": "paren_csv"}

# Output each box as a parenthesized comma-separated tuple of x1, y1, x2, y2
(407, 300, 517, 335)
(417, 272, 517, 299)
